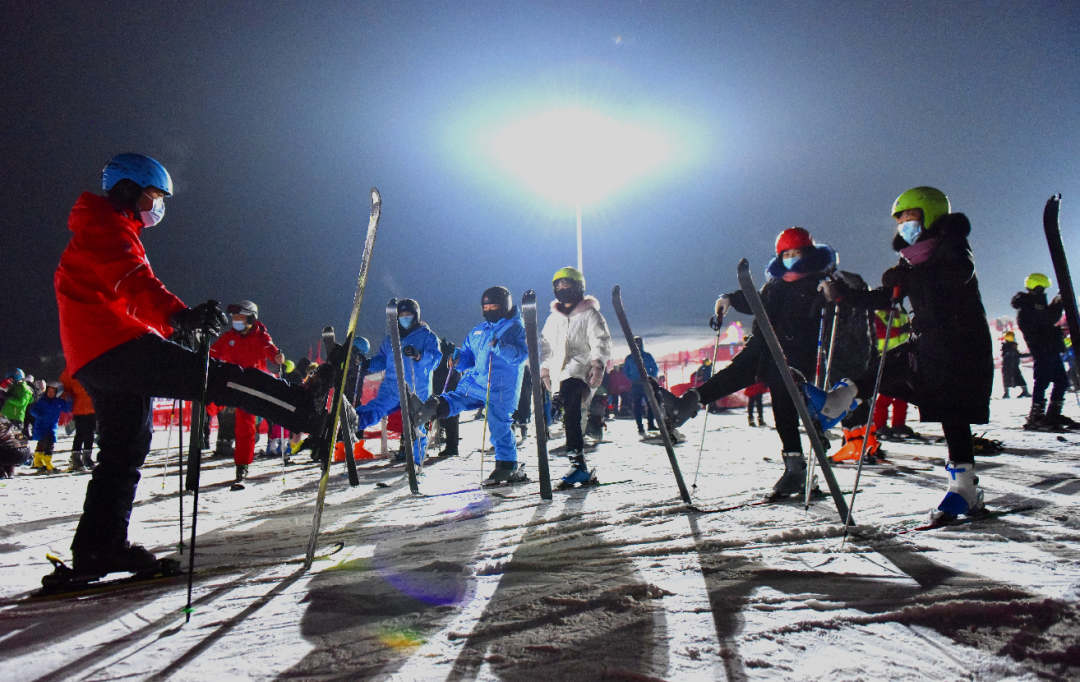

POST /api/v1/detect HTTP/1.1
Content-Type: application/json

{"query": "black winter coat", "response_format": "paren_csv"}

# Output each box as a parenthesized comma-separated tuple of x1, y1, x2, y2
(1011, 290, 1065, 357)
(843, 213, 993, 423)
(727, 245, 843, 384)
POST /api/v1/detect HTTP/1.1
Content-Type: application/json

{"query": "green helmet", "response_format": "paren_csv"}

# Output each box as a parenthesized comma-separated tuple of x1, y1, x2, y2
(892, 186, 950, 231)
(552, 266, 585, 288)
(1025, 273, 1051, 290)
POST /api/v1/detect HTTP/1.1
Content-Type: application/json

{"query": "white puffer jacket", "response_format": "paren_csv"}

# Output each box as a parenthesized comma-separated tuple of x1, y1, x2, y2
(539, 296, 612, 387)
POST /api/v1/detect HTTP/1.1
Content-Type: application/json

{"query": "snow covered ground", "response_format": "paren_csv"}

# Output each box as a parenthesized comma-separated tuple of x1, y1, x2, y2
(2, 379, 1080, 680)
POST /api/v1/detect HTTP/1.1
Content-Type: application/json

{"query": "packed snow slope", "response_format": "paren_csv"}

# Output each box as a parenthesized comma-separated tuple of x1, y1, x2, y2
(1, 387, 1079, 680)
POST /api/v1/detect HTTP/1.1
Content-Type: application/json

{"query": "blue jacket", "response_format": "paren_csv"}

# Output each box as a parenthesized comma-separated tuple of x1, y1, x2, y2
(624, 351, 658, 383)
(367, 323, 441, 401)
(454, 310, 528, 411)
(30, 395, 73, 440)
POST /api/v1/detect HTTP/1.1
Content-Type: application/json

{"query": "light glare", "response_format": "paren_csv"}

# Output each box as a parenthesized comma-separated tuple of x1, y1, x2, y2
(490, 109, 670, 206)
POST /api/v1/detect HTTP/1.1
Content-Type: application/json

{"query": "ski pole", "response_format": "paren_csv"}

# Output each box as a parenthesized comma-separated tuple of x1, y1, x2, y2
(479, 351, 493, 483)
(692, 313, 723, 492)
(178, 400, 185, 554)
(841, 293, 901, 547)
(185, 318, 215, 622)
(814, 309, 827, 388)
(806, 303, 841, 508)
(162, 399, 176, 489)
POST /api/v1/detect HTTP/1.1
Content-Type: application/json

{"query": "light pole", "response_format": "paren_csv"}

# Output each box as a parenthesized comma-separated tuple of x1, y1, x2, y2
(490, 108, 669, 273)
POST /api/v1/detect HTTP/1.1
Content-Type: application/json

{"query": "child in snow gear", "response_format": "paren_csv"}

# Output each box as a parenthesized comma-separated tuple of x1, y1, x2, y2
(29, 382, 73, 473)
(55, 153, 330, 578)
(539, 267, 612, 486)
(624, 337, 659, 434)
(671, 227, 867, 496)
(210, 300, 288, 488)
(353, 298, 440, 465)
(410, 287, 529, 484)
(430, 338, 461, 457)
(60, 367, 96, 471)
(1000, 331, 1030, 399)
(867, 306, 918, 442)
(818, 187, 995, 524)
(1, 370, 34, 432)
(1012, 274, 1078, 431)
(745, 382, 767, 427)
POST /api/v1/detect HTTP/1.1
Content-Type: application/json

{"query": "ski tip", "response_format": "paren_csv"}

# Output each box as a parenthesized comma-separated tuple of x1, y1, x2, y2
(522, 289, 536, 305)
(370, 187, 381, 205)
(612, 284, 621, 297)
(386, 297, 398, 313)
(737, 258, 750, 269)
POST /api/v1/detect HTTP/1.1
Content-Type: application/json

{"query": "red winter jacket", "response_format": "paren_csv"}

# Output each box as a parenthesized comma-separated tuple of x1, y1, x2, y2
(210, 321, 280, 371)
(55, 193, 187, 374)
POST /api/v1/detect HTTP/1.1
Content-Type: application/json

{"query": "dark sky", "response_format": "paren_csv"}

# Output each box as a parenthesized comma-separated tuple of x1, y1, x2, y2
(3, 1, 1079, 376)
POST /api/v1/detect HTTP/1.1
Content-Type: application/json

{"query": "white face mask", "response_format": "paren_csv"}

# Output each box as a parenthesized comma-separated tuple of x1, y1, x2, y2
(232, 320, 248, 331)
(897, 220, 922, 245)
(139, 194, 165, 227)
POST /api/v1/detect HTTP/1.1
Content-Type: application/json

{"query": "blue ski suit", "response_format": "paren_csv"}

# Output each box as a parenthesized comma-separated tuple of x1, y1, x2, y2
(357, 323, 440, 463)
(441, 311, 528, 462)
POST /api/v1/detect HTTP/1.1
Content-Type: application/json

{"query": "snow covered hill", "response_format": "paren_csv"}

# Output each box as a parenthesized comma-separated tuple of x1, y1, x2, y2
(1, 377, 1079, 680)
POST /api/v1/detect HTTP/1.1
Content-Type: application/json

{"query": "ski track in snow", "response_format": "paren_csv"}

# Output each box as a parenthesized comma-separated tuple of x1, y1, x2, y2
(1, 367, 1080, 680)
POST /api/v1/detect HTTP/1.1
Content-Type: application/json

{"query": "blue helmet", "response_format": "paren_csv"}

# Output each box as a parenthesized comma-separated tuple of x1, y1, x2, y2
(6, 369, 24, 381)
(102, 153, 173, 196)
(353, 336, 371, 355)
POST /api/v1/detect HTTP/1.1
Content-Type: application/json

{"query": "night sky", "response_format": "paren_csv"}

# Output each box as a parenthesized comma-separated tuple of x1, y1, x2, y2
(3, 1, 1078, 377)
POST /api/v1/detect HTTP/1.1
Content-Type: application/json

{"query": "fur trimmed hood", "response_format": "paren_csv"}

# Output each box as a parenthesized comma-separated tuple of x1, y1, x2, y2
(766, 243, 836, 281)
(550, 294, 601, 316)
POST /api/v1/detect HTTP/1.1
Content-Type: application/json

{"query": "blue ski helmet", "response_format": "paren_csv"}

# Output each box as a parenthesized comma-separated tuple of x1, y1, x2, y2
(353, 336, 371, 355)
(6, 369, 24, 381)
(102, 153, 173, 196)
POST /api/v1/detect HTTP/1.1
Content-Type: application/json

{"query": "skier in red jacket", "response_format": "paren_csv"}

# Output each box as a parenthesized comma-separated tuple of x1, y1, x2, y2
(55, 154, 329, 578)
(210, 300, 287, 488)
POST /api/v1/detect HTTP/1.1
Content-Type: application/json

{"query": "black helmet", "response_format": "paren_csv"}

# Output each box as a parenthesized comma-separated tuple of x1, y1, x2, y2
(481, 286, 512, 322)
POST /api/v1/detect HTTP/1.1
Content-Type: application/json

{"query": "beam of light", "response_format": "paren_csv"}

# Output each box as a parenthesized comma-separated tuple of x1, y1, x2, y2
(488, 108, 671, 207)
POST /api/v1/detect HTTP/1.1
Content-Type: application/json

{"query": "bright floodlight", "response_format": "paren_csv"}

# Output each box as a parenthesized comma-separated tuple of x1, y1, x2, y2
(490, 108, 671, 206)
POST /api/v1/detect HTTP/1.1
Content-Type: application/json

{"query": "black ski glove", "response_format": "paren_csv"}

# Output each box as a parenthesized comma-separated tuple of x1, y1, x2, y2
(439, 338, 455, 357)
(169, 302, 229, 336)
(403, 345, 420, 360)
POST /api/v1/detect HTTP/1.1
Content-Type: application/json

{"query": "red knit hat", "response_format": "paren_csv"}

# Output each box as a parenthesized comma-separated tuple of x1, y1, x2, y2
(775, 227, 814, 254)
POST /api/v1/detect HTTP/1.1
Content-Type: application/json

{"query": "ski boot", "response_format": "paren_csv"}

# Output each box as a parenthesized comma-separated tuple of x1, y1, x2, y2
(831, 425, 880, 463)
(68, 453, 86, 473)
(1045, 399, 1080, 430)
(230, 464, 249, 491)
(482, 460, 528, 486)
(748, 415, 757, 427)
(71, 542, 173, 579)
(650, 379, 700, 428)
(926, 461, 985, 526)
(767, 452, 808, 500)
(891, 424, 921, 440)
(558, 451, 597, 489)
(803, 379, 860, 430)
(1023, 398, 1051, 431)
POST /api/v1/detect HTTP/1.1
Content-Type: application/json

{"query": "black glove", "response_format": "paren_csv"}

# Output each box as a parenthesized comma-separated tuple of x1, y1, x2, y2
(403, 345, 420, 360)
(357, 355, 370, 374)
(881, 266, 909, 299)
(439, 338, 455, 356)
(169, 302, 229, 336)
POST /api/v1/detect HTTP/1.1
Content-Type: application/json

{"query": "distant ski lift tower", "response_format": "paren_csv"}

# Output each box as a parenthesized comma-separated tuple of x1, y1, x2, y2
(489, 108, 670, 273)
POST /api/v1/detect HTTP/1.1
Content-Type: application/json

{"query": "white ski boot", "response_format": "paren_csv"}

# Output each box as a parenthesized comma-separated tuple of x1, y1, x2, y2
(926, 461, 985, 525)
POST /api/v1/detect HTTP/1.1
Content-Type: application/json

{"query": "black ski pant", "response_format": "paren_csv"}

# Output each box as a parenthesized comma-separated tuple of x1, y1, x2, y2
(852, 344, 974, 464)
(630, 383, 655, 431)
(72, 333, 318, 556)
(559, 378, 589, 453)
(1032, 352, 1068, 405)
(747, 394, 764, 422)
(696, 358, 802, 454)
(72, 414, 96, 454)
